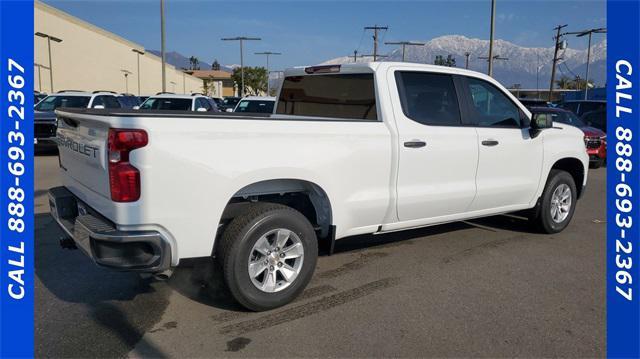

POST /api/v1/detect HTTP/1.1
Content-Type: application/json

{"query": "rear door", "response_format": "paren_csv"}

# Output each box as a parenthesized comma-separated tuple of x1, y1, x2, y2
(460, 76, 543, 211)
(56, 115, 111, 198)
(392, 70, 479, 221)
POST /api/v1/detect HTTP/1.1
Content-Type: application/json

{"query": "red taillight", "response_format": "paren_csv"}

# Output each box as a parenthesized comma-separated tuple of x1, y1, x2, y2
(108, 128, 148, 202)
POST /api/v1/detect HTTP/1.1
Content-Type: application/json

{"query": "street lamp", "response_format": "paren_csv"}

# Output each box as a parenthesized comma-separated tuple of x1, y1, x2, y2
(121, 69, 133, 93)
(35, 32, 62, 92)
(575, 27, 606, 100)
(255, 51, 281, 95)
(132, 49, 145, 95)
(221, 36, 261, 97)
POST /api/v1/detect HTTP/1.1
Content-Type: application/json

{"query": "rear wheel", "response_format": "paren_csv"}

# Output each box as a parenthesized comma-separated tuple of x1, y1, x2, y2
(218, 203, 318, 311)
(532, 170, 577, 234)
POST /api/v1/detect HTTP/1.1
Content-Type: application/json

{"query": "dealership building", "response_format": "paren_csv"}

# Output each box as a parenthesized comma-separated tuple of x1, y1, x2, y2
(34, 0, 203, 95)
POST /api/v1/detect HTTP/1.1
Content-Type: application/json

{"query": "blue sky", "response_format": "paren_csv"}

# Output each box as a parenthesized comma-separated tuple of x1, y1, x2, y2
(43, 0, 606, 70)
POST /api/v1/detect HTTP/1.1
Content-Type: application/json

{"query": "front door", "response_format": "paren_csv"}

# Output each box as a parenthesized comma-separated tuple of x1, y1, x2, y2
(461, 76, 544, 211)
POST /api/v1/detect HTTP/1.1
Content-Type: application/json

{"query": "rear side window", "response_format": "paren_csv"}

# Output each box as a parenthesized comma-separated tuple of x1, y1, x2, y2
(236, 100, 275, 113)
(276, 74, 377, 120)
(395, 71, 461, 126)
(140, 98, 193, 111)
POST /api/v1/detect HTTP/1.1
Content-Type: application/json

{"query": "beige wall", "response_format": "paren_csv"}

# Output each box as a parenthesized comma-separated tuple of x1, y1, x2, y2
(34, 1, 203, 95)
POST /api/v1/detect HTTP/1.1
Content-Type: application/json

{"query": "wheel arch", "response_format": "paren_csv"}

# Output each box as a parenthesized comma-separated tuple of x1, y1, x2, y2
(550, 157, 586, 198)
(214, 178, 334, 255)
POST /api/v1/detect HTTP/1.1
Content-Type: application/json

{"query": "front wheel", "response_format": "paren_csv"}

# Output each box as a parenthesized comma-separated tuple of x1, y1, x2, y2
(218, 203, 318, 311)
(532, 169, 577, 234)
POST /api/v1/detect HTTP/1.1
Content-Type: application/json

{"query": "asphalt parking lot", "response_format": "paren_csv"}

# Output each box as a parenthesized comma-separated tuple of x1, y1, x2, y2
(35, 151, 605, 358)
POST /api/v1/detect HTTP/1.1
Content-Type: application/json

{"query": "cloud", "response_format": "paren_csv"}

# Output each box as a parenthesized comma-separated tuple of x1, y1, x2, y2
(497, 13, 516, 22)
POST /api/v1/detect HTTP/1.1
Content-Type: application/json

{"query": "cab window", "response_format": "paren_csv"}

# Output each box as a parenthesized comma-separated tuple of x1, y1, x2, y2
(395, 71, 461, 126)
(466, 77, 521, 128)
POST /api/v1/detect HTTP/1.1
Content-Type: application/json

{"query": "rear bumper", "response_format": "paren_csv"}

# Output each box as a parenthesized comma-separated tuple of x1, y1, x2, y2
(48, 186, 171, 272)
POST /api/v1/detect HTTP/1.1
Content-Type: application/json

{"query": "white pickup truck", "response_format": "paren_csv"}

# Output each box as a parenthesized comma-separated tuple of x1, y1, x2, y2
(49, 62, 588, 310)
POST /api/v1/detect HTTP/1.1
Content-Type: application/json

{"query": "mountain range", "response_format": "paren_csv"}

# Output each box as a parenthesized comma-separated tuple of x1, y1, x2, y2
(322, 35, 606, 89)
(147, 50, 235, 73)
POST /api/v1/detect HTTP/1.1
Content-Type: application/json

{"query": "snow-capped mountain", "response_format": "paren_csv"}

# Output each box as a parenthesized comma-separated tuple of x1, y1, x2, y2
(322, 35, 606, 88)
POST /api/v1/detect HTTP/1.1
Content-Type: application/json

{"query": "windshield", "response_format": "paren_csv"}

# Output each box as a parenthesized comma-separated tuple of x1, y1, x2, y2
(235, 100, 275, 113)
(140, 97, 192, 111)
(545, 111, 587, 127)
(35, 95, 91, 111)
(223, 98, 240, 106)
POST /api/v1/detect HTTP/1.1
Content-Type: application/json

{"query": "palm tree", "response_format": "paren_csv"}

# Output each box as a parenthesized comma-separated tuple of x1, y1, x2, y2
(189, 56, 200, 70)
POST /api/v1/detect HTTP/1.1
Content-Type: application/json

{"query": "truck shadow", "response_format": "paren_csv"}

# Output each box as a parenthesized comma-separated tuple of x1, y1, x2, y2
(35, 213, 170, 358)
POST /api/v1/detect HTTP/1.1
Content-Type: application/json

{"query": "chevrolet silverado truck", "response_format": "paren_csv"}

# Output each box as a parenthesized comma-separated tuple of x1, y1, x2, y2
(49, 62, 589, 311)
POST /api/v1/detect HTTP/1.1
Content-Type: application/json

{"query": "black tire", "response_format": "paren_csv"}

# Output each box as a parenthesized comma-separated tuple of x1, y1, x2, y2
(532, 169, 578, 234)
(217, 203, 318, 311)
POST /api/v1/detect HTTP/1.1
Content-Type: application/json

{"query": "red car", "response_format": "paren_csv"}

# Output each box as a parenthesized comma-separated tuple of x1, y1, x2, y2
(530, 107, 606, 168)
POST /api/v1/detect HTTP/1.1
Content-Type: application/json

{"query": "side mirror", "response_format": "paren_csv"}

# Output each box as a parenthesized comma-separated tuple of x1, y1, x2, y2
(530, 113, 553, 137)
(225, 108, 234, 113)
(93, 105, 105, 110)
(132, 106, 140, 110)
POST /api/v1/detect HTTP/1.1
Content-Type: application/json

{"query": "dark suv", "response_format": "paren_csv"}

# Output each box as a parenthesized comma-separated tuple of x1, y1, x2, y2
(559, 100, 606, 117)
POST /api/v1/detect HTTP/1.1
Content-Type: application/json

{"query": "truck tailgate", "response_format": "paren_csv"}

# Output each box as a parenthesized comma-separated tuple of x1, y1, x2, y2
(56, 113, 111, 199)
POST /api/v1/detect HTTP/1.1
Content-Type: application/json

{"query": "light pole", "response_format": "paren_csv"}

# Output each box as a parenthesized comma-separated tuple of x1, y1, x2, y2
(35, 32, 62, 92)
(255, 51, 281, 95)
(222, 36, 261, 97)
(160, 0, 167, 92)
(575, 28, 606, 100)
(487, 0, 496, 77)
(132, 49, 145, 95)
(34, 63, 49, 92)
(384, 41, 425, 62)
(121, 69, 132, 93)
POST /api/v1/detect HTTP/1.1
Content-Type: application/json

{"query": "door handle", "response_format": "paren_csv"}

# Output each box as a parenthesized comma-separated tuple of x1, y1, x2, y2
(481, 139, 499, 146)
(404, 140, 426, 148)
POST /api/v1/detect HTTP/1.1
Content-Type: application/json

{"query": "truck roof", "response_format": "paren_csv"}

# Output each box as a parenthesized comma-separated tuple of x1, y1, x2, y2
(285, 61, 498, 83)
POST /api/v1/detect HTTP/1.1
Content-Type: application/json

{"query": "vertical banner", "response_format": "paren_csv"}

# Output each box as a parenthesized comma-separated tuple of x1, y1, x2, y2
(607, 0, 640, 358)
(0, 0, 34, 358)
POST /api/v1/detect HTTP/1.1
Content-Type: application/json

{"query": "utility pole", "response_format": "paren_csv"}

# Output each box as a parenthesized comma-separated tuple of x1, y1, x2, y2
(464, 52, 471, 69)
(384, 41, 425, 62)
(487, 0, 496, 77)
(160, 0, 167, 92)
(575, 27, 606, 100)
(353, 50, 358, 62)
(364, 25, 388, 61)
(35, 32, 62, 92)
(132, 49, 145, 95)
(222, 36, 261, 97)
(548, 24, 567, 102)
(255, 51, 281, 95)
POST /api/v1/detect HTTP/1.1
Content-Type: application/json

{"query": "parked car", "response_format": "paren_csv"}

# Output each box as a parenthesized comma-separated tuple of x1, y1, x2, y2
(581, 108, 607, 133)
(518, 98, 550, 109)
(559, 100, 606, 117)
(34, 90, 121, 145)
(233, 96, 276, 113)
(117, 93, 142, 109)
(50, 62, 588, 311)
(34, 91, 47, 105)
(137, 93, 219, 112)
(219, 96, 241, 111)
(530, 107, 606, 168)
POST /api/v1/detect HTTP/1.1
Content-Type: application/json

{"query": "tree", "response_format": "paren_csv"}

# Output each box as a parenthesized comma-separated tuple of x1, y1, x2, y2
(189, 56, 200, 70)
(231, 66, 268, 96)
(211, 59, 221, 71)
(554, 76, 593, 90)
(434, 54, 456, 67)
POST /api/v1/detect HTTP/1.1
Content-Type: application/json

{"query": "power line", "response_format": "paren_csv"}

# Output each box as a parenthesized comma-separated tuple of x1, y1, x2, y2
(384, 41, 425, 62)
(364, 25, 388, 61)
(548, 24, 568, 101)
